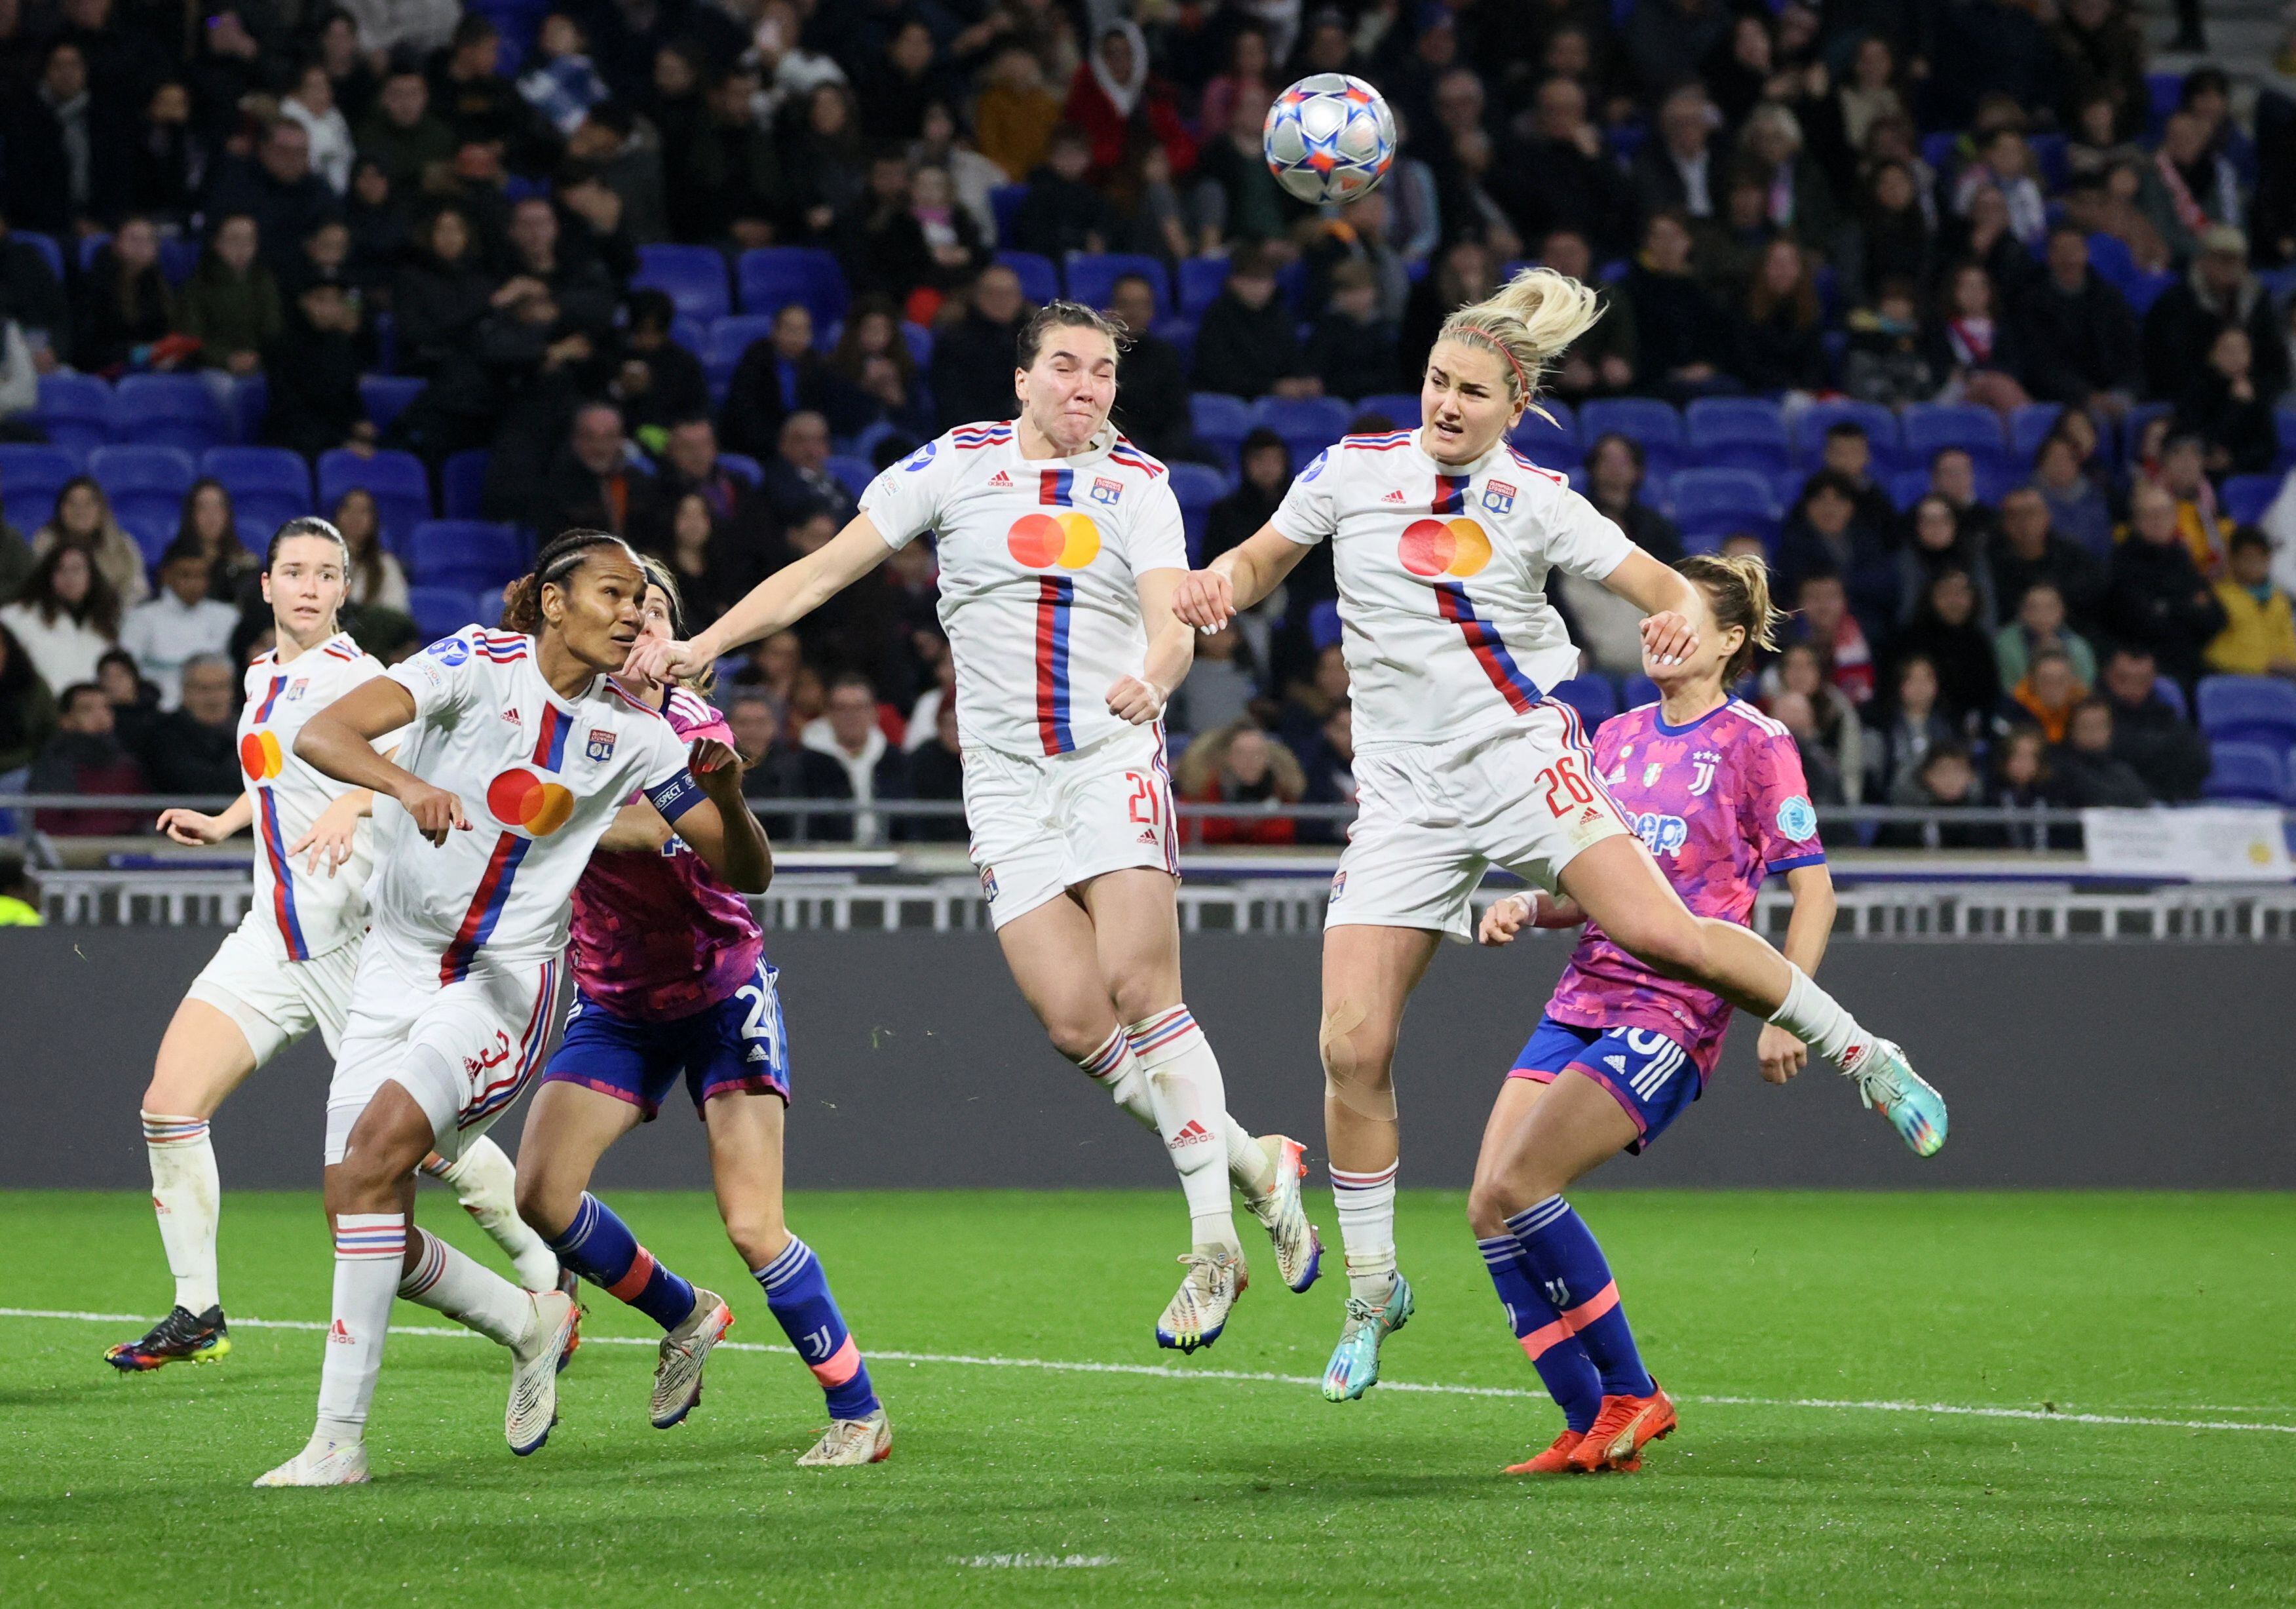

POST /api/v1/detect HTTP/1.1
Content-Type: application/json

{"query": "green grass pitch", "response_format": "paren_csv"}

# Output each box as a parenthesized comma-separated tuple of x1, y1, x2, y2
(3, 1189, 2292, 1606)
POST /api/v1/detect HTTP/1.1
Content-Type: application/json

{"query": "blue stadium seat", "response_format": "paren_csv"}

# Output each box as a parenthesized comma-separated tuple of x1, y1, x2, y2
(1886, 467, 1934, 511)
(1901, 402, 2007, 472)
(900, 320, 933, 368)
(703, 314, 776, 391)
(987, 184, 1027, 242)
(2196, 676, 2296, 749)
(1794, 398, 1900, 471)
(1065, 252, 1168, 317)
(159, 237, 200, 286)
(991, 250, 1060, 306)
(1178, 257, 1231, 317)
(1508, 402, 1578, 473)
(1579, 398, 1682, 476)
(441, 449, 490, 519)
(110, 374, 228, 453)
(2124, 270, 2175, 316)
(1622, 672, 1660, 709)
(2008, 403, 2065, 466)
(317, 448, 432, 551)
(736, 247, 848, 326)
(1669, 467, 1778, 529)
(2202, 741, 2286, 803)
(0, 444, 81, 530)
(358, 375, 426, 433)
(1168, 460, 1225, 562)
(1358, 393, 1419, 425)
(117, 506, 178, 568)
(2278, 412, 2296, 474)
(408, 585, 481, 644)
(1549, 675, 1617, 728)
(2223, 474, 2281, 527)
(2152, 675, 2189, 721)
(718, 452, 763, 486)
(1685, 397, 1789, 473)
(88, 443, 197, 498)
(825, 455, 874, 499)
(1190, 393, 1251, 442)
(14, 230, 64, 281)
(1254, 395, 1350, 459)
(406, 520, 524, 590)
(633, 244, 731, 322)
(1150, 313, 1196, 370)
(670, 315, 707, 360)
(200, 447, 311, 533)
(77, 232, 111, 271)
(1308, 599, 1342, 653)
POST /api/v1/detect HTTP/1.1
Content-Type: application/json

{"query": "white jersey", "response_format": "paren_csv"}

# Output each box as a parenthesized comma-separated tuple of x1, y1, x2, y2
(860, 421, 1187, 758)
(1272, 428, 1635, 752)
(237, 631, 392, 960)
(370, 625, 702, 981)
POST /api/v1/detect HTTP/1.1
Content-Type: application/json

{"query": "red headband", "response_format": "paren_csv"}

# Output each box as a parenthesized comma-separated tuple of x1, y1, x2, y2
(1450, 322, 1531, 398)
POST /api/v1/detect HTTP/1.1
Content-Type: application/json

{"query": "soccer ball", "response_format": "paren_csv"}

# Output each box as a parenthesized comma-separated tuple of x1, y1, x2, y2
(1263, 74, 1396, 205)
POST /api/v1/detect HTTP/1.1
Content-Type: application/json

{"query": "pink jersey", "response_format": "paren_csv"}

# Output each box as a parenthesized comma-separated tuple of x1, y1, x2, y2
(566, 685, 764, 1021)
(1544, 697, 1826, 1076)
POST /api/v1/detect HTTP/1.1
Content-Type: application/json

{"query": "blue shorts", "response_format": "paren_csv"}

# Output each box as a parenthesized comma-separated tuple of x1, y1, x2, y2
(1507, 1016, 1703, 1154)
(539, 959, 791, 1121)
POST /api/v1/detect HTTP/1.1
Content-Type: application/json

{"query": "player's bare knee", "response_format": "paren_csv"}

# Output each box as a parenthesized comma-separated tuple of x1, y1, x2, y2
(513, 1169, 573, 1239)
(1465, 1176, 1519, 1239)
(721, 1212, 789, 1271)
(1320, 997, 1400, 1121)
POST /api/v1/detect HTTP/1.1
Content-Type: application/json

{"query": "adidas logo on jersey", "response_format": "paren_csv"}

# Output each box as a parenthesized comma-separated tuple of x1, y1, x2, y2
(1381, 489, 1406, 503)
(328, 1319, 354, 1346)
(1136, 828, 1158, 844)
(987, 470, 1014, 488)
(1168, 1118, 1216, 1150)
(501, 707, 522, 727)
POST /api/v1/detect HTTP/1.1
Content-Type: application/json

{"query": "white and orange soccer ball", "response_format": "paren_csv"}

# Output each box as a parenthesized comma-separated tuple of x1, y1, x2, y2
(1263, 73, 1396, 205)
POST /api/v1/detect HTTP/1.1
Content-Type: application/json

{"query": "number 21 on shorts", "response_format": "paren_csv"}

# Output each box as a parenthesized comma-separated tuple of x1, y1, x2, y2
(1124, 770, 1162, 825)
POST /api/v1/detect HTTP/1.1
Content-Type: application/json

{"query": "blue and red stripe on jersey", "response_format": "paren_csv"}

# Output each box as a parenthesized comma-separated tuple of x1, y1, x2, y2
(952, 423, 1012, 448)
(1434, 584, 1543, 714)
(250, 674, 288, 723)
(1109, 436, 1166, 477)
(1040, 467, 1075, 506)
(1341, 431, 1411, 452)
(1434, 474, 1471, 514)
(473, 633, 528, 663)
(1033, 578, 1077, 754)
(438, 831, 533, 983)
(255, 786, 311, 960)
(529, 703, 570, 769)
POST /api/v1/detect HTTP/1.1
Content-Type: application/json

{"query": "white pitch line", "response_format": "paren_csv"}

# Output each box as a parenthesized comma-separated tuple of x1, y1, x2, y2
(12, 1307, 2295, 1438)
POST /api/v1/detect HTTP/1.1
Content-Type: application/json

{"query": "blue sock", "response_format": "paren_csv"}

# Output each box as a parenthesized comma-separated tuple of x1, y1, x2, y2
(754, 1236, 879, 1420)
(1505, 1196, 1655, 1398)
(1479, 1234, 1602, 1433)
(545, 1192, 696, 1331)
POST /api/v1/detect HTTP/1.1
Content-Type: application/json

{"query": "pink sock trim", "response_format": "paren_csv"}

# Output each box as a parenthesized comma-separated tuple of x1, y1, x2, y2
(1560, 1280, 1619, 1333)
(808, 1334, 861, 1387)
(605, 1247, 657, 1302)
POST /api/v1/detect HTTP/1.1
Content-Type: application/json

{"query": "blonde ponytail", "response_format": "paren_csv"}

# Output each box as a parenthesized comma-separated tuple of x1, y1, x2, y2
(1436, 265, 1604, 421)
(1677, 552, 1782, 684)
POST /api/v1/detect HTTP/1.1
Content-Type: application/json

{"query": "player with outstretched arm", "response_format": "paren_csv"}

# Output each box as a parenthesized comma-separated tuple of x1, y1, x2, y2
(1171, 267, 1948, 1405)
(254, 530, 771, 1487)
(1473, 554, 1845, 1474)
(108, 518, 560, 1373)
(513, 559, 889, 1467)
(628, 301, 1321, 1355)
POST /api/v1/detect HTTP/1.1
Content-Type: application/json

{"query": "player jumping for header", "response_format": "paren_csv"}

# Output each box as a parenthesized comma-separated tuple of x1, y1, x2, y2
(629, 301, 1320, 1355)
(1172, 267, 1946, 1405)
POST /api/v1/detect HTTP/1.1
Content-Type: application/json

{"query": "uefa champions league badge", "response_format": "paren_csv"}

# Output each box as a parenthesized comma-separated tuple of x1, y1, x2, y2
(1777, 795, 1819, 841)
(427, 636, 470, 666)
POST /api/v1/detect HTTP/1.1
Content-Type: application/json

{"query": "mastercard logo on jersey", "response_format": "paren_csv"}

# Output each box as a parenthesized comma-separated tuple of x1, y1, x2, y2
(1398, 516, 1492, 578)
(1006, 511, 1101, 570)
(240, 730, 285, 781)
(488, 767, 575, 838)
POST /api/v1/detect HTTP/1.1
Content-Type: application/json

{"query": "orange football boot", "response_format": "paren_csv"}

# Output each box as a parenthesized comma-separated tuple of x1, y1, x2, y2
(1567, 1382, 1676, 1473)
(1504, 1429, 1585, 1474)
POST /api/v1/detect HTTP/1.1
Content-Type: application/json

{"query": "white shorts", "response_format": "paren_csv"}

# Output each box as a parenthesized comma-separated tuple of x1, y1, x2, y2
(323, 933, 562, 1166)
(964, 722, 1180, 928)
(1328, 703, 1632, 943)
(185, 914, 361, 1064)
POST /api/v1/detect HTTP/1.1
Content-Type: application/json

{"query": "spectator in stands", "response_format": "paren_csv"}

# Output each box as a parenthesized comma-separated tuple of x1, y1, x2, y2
(1622, 0, 1731, 107)
(1928, 262, 2029, 416)
(1807, 421, 1896, 534)
(1535, 230, 1634, 405)
(1292, 697, 1355, 845)
(2204, 527, 2296, 680)
(202, 119, 338, 281)
(1584, 434, 1681, 562)
(174, 479, 258, 603)
(178, 213, 280, 376)
(1953, 128, 2046, 248)
(1844, 163, 1935, 313)
(1172, 621, 1259, 735)
(392, 206, 491, 378)
(1063, 22, 1193, 186)
(613, 289, 710, 448)
(517, 13, 609, 137)
(729, 628, 805, 718)
(658, 490, 753, 629)
(264, 278, 370, 461)
(1776, 568, 1874, 709)
(1307, 261, 1399, 400)
(724, 684, 849, 842)
(2107, 482, 2227, 688)
(896, 696, 965, 842)
(1875, 741, 1990, 850)
(1999, 643, 2086, 744)
(1765, 689, 1845, 805)
(1204, 429, 1290, 566)
(777, 84, 866, 244)
(2140, 114, 2241, 263)
(1995, 580, 2096, 691)
(760, 414, 855, 528)
(0, 500, 31, 606)
(1178, 717, 1303, 847)
(135, 649, 237, 793)
(2029, 433, 2114, 560)
(1501, 76, 1620, 254)
(335, 488, 408, 615)
(723, 303, 846, 457)
(1622, 211, 1731, 402)
(835, 152, 932, 303)
(356, 66, 455, 194)
(1102, 274, 1195, 464)
(1736, 102, 1839, 257)
(801, 671, 900, 843)
(0, 621, 58, 777)
(1993, 484, 2104, 631)
(1631, 86, 1720, 229)
(655, 417, 748, 524)
(1777, 473, 1896, 640)
(1735, 238, 1826, 397)
(827, 298, 932, 442)
(2, 42, 130, 237)
(1894, 567, 2001, 727)
(119, 542, 236, 708)
(95, 646, 158, 748)
(2143, 227, 2286, 403)
(29, 681, 145, 835)
(2017, 223, 2139, 412)
(1985, 725, 2061, 849)
(1841, 277, 1938, 409)
(31, 478, 144, 608)
(1399, 239, 1496, 384)
(282, 62, 355, 196)
(1900, 494, 1997, 630)
(1866, 653, 1959, 798)
(2048, 696, 2152, 807)
(72, 216, 176, 376)
(1762, 641, 1865, 800)
(2173, 326, 2278, 478)
(533, 401, 664, 545)
(2150, 432, 2234, 579)
(2097, 644, 2210, 801)
(0, 208, 71, 362)
(928, 265, 1028, 433)
(1193, 244, 1314, 400)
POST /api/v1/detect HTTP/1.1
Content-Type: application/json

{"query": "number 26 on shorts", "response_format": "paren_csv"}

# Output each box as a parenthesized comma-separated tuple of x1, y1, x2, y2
(1539, 755, 1596, 817)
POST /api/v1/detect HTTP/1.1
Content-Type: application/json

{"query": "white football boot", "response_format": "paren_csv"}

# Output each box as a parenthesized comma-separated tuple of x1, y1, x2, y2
(1155, 1245, 1247, 1353)
(253, 1436, 370, 1487)
(1242, 1134, 1323, 1292)
(506, 1289, 577, 1456)
(797, 1408, 892, 1466)
(651, 1289, 735, 1429)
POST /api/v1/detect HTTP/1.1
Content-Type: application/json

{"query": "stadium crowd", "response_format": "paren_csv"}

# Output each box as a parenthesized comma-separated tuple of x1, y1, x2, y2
(2, 0, 2296, 846)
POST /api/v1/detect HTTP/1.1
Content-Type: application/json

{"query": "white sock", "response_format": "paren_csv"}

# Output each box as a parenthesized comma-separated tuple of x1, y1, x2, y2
(142, 1112, 220, 1314)
(1765, 963, 1871, 1066)
(422, 1140, 560, 1290)
(1227, 1125, 1276, 1199)
(1124, 1005, 1239, 1248)
(315, 1213, 405, 1444)
(1330, 1161, 1398, 1300)
(398, 1227, 537, 1349)
(1073, 1027, 1157, 1130)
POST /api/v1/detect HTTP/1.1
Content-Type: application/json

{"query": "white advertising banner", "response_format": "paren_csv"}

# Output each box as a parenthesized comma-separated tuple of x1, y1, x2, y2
(2081, 807, 2293, 882)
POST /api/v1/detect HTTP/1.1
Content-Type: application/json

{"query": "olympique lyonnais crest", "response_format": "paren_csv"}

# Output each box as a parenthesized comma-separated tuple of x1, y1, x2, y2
(586, 728, 617, 763)
(1090, 476, 1124, 506)
(1483, 480, 1516, 514)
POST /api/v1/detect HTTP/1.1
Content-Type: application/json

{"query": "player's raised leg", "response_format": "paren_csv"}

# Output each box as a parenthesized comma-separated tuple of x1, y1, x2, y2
(421, 1137, 562, 1292)
(110, 999, 259, 1370)
(702, 1090, 889, 1465)
(1316, 923, 1437, 1400)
